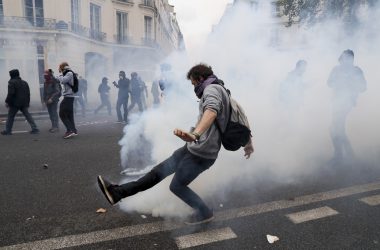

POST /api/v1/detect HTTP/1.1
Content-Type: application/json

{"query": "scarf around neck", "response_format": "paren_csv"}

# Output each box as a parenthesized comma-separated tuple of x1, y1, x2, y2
(194, 75, 217, 99)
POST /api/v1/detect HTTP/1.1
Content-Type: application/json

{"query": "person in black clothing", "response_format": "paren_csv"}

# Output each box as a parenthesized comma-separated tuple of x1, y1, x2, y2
(113, 71, 130, 123)
(128, 72, 143, 112)
(1, 69, 39, 135)
(95, 77, 112, 115)
(43, 69, 61, 133)
(327, 50, 367, 163)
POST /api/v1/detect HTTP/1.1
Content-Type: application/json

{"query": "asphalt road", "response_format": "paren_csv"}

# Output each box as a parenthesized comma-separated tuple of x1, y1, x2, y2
(1, 114, 380, 249)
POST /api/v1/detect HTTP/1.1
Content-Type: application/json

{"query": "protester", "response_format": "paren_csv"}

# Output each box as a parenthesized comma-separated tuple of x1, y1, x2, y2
(151, 80, 161, 107)
(113, 71, 130, 123)
(74, 74, 86, 117)
(128, 72, 144, 112)
(43, 69, 61, 133)
(139, 76, 149, 110)
(98, 64, 254, 225)
(327, 50, 367, 163)
(279, 60, 308, 108)
(1, 69, 39, 135)
(58, 62, 78, 139)
(78, 76, 88, 104)
(95, 77, 112, 115)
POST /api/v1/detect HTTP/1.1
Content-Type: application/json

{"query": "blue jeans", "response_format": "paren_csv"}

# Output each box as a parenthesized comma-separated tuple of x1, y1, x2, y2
(118, 146, 216, 215)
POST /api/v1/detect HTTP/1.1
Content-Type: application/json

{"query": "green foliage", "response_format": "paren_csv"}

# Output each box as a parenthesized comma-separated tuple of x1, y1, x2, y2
(278, 0, 378, 26)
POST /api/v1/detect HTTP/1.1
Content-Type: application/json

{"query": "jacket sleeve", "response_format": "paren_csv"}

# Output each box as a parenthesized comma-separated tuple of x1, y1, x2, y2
(5, 82, 15, 104)
(59, 72, 73, 86)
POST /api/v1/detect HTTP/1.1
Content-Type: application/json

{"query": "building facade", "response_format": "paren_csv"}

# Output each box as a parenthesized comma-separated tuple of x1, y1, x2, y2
(0, 0, 183, 106)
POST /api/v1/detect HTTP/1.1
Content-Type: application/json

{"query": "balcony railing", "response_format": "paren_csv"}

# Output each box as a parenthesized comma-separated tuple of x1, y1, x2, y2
(0, 16, 56, 30)
(114, 34, 131, 45)
(89, 29, 107, 42)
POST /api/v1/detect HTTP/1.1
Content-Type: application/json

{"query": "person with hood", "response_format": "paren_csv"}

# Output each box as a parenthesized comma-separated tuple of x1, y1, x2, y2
(95, 77, 112, 115)
(97, 64, 254, 225)
(43, 69, 61, 133)
(58, 62, 78, 139)
(113, 71, 130, 123)
(1, 69, 39, 135)
(279, 60, 308, 108)
(128, 72, 143, 112)
(327, 49, 367, 163)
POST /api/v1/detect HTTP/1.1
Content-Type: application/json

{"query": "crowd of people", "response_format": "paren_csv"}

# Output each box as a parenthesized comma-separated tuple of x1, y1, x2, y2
(1, 62, 168, 138)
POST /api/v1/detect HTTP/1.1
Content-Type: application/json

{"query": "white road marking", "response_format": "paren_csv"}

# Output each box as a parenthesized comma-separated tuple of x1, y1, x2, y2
(1, 180, 380, 250)
(359, 194, 380, 206)
(175, 227, 237, 249)
(11, 131, 28, 134)
(286, 206, 339, 224)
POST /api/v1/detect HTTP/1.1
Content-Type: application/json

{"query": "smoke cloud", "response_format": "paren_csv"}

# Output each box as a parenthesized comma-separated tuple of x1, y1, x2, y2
(116, 1, 380, 218)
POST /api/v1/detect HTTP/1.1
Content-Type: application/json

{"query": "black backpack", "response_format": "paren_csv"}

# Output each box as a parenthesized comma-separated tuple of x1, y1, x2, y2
(64, 70, 79, 93)
(213, 82, 252, 151)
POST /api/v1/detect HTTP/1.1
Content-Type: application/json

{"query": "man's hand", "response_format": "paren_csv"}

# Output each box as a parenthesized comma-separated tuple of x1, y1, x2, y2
(174, 128, 196, 142)
(243, 141, 254, 159)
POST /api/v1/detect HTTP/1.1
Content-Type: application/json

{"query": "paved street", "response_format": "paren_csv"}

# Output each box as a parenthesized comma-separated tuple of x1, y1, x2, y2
(1, 115, 380, 249)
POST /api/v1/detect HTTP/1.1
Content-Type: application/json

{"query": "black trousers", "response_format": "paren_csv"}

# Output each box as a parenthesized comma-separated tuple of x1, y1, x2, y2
(5, 106, 38, 132)
(118, 146, 216, 215)
(59, 97, 77, 133)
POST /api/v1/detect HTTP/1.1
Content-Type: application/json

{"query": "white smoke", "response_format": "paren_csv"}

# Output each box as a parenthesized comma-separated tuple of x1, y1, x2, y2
(118, 1, 380, 218)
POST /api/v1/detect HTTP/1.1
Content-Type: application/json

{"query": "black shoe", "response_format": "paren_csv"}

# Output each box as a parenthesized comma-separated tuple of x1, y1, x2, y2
(97, 175, 122, 205)
(1, 130, 12, 135)
(30, 129, 39, 134)
(185, 209, 214, 225)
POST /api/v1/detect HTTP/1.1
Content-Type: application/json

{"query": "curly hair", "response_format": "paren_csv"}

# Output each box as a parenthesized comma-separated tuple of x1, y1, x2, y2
(187, 63, 213, 82)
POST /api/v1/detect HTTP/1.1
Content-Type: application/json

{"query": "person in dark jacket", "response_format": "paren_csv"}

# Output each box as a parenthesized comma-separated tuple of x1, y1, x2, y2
(95, 77, 112, 115)
(327, 50, 367, 164)
(113, 71, 130, 123)
(43, 69, 61, 133)
(128, 72, 143, 112)
(58, 62, 78, 139)
(1, 69, 39, 135)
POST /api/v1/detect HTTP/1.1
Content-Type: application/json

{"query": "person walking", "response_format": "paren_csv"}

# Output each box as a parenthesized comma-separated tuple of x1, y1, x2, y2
(1, 69, 39, 135)
(97, 64, 254, 225)
(43, 69, 61, 133)
(58, 62, 78, 139)
(327, 50, 367, 164)
(113, 71, 130, 123)
(128, 72, 144, 112)
(95, 77, 112, 115)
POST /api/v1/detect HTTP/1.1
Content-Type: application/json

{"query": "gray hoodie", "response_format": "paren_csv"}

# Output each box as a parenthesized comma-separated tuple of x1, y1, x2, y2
(187, 84, 230, 159)
(58, 66, 75, 97)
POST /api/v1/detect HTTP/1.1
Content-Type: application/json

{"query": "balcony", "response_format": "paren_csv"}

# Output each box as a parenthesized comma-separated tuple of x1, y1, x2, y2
(141, 37, 159, 48)
(89, 29, 107, 42)
(112, 0, 134, 6)
(0, 16, 56, 30)
(114, 34, 131, 45)
(69, 22, 89, 36)
(139, 0, 156, 11)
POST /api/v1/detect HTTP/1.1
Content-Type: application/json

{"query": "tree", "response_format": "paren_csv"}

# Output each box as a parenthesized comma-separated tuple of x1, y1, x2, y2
(278, 0, 378, 26)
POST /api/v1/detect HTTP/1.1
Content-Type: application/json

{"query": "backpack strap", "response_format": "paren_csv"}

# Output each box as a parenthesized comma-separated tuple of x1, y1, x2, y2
(211, 81, 232, 135)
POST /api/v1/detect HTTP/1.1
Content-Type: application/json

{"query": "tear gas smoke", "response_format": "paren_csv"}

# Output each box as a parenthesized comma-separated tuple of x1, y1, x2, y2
(117, 1, 380, 218)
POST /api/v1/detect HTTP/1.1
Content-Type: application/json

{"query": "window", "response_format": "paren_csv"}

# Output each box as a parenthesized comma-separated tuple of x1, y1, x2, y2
(116, 11, 128, 42)
(90, 3, 101, 32)
(71, 0, 80, 24)
(0, 0, 4, 25)
(144, 16, 152, 39)
(143, 0, 154, 7)
(24, 0, 44, 27)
